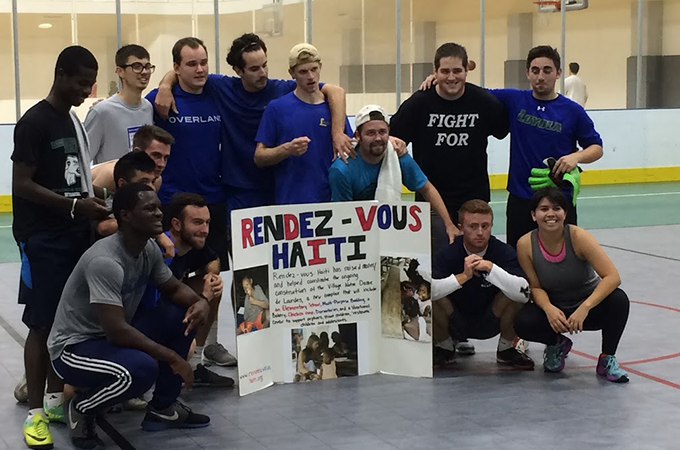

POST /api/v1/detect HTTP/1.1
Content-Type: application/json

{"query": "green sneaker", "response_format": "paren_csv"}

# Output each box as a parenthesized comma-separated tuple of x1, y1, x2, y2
(44, 397, 65, 424)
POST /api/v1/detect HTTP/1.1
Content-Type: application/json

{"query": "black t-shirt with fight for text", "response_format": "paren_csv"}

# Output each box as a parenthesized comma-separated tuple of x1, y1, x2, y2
(390, 83, 509, 213)
(11, 100, 89, 242)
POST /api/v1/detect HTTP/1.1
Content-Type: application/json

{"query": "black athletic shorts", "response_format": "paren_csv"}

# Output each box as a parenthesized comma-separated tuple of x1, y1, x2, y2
(19, 230, 91, 329)
(448, 299, 500, 341)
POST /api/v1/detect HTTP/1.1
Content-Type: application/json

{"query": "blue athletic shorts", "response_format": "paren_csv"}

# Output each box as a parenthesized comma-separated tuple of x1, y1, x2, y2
(19, 230, 90, 329)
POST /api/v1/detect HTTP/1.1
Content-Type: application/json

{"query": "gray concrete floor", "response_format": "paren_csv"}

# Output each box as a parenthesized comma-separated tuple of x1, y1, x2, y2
(0, 224, 678, 449)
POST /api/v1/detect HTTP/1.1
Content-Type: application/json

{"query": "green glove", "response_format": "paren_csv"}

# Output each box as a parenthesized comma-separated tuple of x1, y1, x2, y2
(528, 168, 556, 190)
(563, 166, 581, 206)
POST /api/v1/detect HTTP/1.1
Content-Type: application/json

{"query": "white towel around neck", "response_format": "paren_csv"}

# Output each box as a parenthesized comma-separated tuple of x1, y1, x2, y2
(373, 140, 402, 202)
(69, 110, 94, 198)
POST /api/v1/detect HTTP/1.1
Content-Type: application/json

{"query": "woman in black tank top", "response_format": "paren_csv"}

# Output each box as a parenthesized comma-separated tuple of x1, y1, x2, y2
(513, 187, 630, 383)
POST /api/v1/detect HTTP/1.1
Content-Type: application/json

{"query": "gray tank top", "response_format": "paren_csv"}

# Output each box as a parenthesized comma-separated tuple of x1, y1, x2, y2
(530, 224, 600, 310)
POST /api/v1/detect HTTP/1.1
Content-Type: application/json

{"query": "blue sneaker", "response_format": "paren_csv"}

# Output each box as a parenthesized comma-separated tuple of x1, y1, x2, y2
(543, 335, 572, 372)
(596, 354, 629, 383)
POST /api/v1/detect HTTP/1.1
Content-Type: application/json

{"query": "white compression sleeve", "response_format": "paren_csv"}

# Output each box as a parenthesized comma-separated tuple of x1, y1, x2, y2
(485, 264, 530, 304)
(418, 269, 462, 301)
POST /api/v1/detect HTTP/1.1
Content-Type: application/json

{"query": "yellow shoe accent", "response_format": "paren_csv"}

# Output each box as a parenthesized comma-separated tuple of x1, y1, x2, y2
(23, 412, 54, 449)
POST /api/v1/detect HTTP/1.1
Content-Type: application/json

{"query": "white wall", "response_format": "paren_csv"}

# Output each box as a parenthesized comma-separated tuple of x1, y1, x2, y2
(488, 108, 680, 175)
(1, 107, 679, 197)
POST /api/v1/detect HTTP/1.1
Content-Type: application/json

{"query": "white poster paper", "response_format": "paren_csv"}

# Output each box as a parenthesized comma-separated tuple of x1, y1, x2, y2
(231, 201, 432, 395)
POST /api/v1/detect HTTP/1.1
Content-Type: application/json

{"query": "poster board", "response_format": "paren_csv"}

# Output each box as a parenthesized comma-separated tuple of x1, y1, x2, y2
(231, 201, 431, 396)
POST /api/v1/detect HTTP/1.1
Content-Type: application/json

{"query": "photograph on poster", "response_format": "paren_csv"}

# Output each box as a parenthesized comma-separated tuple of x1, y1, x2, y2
(234, 265, 270, 334)
(381, 256, 432, 343)
(291, 323, 358, 382)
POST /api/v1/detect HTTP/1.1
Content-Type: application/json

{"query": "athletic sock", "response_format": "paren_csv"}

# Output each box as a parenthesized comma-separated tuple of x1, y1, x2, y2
(497, 337, 513, 352)
(44, 392, 64, 409)
(28, 408, 45, 418)
(190, 345, 204, 369)
(205, 321, 218, 347)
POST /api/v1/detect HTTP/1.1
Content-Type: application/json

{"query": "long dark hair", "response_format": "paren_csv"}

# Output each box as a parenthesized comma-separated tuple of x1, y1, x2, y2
(530, 186, 569, 212)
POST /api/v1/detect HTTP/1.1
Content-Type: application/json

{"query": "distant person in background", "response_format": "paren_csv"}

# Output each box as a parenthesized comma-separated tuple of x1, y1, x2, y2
(564, 62, 588, 108)
(108, 80, 118, 97)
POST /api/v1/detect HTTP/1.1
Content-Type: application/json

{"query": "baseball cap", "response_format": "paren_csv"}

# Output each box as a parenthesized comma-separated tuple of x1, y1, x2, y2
(355, 104, 389, 128)
(288, 43, 321, 69)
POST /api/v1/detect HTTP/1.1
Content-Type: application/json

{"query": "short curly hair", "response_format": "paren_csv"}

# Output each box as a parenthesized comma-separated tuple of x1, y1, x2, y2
(226, 33, 267, 70)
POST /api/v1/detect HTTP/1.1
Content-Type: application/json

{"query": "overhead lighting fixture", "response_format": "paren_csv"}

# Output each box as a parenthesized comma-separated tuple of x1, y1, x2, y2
(38, 23, 52, 29)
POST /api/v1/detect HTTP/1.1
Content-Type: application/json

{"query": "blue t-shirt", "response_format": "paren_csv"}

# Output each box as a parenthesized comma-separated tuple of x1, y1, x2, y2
(433, 235, 525, 316)
(205, 75, 297, 192)
(328, 146, 428, 201)
(490, 89, 602, 199)
(255, 92, 352, 205)
(146, 86, 223, 204)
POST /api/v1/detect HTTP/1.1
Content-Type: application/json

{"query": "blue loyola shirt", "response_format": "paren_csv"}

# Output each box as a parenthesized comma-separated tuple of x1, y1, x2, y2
(147, 86, 223, 204)
(490, 89, 602, 199)
(328, 146, 428, 201)
(256, 92, 352, 205)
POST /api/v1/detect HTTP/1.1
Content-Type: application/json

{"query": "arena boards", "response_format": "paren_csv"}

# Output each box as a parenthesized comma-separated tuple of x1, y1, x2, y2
(231, 201, 433, 396)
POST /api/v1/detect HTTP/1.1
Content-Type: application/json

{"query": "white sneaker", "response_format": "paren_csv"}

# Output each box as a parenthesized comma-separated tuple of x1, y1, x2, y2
(456, 340, 476, 356)
(14, 374, 28, 403)
(124, 397, 148, 410)
(513, 337, 529, 353)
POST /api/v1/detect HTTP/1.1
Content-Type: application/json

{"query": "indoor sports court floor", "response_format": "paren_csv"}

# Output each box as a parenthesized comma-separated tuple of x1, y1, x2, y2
(0, 182, 679, 450)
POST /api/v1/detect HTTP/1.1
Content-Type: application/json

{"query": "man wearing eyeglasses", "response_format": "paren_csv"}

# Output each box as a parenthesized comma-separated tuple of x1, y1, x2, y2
(84, 44, 155, 164)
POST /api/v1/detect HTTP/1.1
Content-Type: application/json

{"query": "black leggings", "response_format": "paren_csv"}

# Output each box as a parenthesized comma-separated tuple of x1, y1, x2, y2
(514, 288, 629, 355)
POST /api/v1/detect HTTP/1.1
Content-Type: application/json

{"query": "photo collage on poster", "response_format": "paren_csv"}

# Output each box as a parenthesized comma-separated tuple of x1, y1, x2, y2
(234, 265, 270, 335)
(380, 256, 432, 343)
(291, 323, 358, 382)
(231, 201, 432, 395)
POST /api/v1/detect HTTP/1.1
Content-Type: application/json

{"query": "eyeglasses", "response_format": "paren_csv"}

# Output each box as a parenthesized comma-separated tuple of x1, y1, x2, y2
(122, 62, 156, 74)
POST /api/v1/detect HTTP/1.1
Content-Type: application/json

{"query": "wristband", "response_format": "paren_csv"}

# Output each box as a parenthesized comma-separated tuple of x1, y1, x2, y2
(70, 199, 77, 220)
